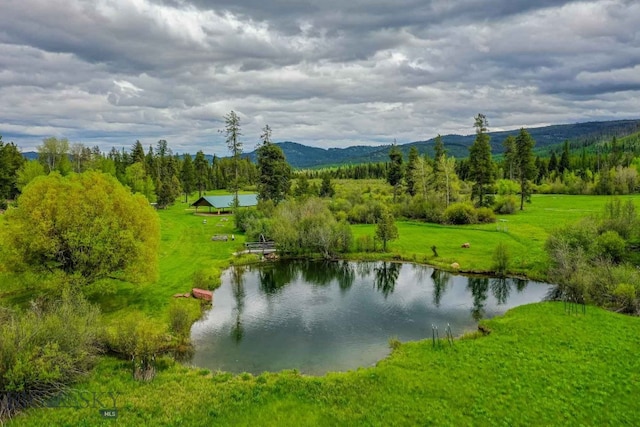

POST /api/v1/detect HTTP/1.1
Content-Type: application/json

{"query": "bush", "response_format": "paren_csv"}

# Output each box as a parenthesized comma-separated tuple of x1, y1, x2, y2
(0, 290, 101, 420)
(492, 242, 510, 276)
(443, 203, 477, 225)
(593, 231, 626, 263)
(0, 199, 7, 210)
(476, 207, 496, 223)
(105, 313, 169, 381)
(355, 235, 376, 252)
(496, 179, 519, 195)
(168, 303, 194, 344)
(494, 196, 517, 214)
(612, 283, 637, 314)
(192, 269, 219, 290)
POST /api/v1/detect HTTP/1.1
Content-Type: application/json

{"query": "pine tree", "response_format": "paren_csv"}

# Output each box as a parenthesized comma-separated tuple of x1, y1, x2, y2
(502, 135, 516, 180)
(405, 146, 419, 196)
(433, 134, 446, 163)
(131, 140, 145, 165)
(468, 114, 494, 206)
(319, 174, 335, 197)
(514, 128, 536, 210)
(559, 141, 570, 173)
(180, 154, 196, 203)
(257, 125, 291, 204)
(387, 142, 404, 201)
(194, 151, 208, 197)
(223, 111, 243, 207)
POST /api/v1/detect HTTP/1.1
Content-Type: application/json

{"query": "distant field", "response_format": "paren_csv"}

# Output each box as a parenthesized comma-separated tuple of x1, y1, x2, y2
(353, 194, 640, 278)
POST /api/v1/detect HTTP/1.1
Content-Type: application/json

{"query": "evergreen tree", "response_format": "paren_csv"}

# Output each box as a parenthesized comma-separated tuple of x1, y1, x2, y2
(194, 150, 208, 197)
(0, 137, 25, 200)
(433, 134, 446, 164)
(502, 135, 516, 180)
(514, 128, 536, 210)
(559, 140, 570, 173)
(319, 174, 335, 197)
(257, 125, 292, 204)
(294, 174, 312, 197)
(405, 146, 419, 196)
(223, 110, 243, 207)
(387, 142, 404, 201)
(468, 114, 494, 206)
(548, 150, 558, 175)
(131, 140, 145, 165)
(180, 154, 196, 203)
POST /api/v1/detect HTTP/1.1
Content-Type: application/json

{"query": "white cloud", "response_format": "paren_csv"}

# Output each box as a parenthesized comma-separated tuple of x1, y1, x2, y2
(0, 0, 638, 153)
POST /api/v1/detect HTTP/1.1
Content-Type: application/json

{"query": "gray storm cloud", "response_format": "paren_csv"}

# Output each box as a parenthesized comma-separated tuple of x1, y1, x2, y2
(0, 0, 638, 154)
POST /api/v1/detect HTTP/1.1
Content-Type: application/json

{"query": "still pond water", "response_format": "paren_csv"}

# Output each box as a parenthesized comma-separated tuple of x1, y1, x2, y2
(190, 260, 551, 375)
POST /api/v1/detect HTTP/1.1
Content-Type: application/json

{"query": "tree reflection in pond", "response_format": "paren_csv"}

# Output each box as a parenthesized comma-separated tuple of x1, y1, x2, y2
(431, 269, 451, 307)
(490, 277, 510, 305)
(468, 277, 489, 321)
(374, 262, 400, 298)
(190, 261, 552, 375)
(230, 266, 246, 343)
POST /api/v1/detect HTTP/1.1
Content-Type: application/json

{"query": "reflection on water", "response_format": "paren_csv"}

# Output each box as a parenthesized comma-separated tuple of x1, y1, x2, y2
(190, 260, 551, 375)
(374, 262, 400, 298)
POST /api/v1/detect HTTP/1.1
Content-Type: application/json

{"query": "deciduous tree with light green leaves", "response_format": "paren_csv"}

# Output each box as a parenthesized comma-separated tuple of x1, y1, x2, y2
(376, 210, 399, 251)
(1, 171, 160, 284)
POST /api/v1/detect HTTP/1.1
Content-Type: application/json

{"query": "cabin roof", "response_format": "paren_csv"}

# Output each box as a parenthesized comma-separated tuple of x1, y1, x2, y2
(191, 194, 258, 209)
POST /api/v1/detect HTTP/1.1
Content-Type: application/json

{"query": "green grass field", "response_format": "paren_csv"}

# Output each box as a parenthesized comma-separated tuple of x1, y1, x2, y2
(4, 192, 640, 426)
(353, 194, 640, 279)
(9, 302, 640, 426)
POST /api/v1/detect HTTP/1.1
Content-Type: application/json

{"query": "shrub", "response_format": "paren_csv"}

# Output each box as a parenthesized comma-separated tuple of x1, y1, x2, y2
(492, 242, 510, 276)
(192, 269, 219, 290)
(168, 303, 194, 344)
(0, 290, 101, 420)
(496, 179, 519, 195)
(476, 207, 496, 223)
(443, 203, 477, 225)
(356, 235, 376, 252)
(593, 231, 626, 263)
(0, 199, 7, 210)
(612, 283, 637, 314)
(105, 313, 168, 381)
(494, 195, 517, 214)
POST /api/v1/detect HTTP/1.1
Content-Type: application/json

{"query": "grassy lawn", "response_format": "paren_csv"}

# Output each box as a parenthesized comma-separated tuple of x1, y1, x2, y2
(9, 302, 640, 426)
(352, 194, 640, 279)
(4, 192, 640, 425)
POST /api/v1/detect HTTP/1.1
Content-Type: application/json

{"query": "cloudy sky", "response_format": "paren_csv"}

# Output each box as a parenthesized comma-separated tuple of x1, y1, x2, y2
(1, 0, 639, 155)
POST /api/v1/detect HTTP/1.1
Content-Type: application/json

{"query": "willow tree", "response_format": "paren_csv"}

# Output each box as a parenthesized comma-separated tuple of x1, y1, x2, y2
(1, 171, 160, 284)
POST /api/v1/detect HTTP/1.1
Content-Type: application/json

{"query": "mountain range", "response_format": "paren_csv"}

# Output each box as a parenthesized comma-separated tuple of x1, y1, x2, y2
(19, 119, 640, 169)
(245, 119, 640, 168)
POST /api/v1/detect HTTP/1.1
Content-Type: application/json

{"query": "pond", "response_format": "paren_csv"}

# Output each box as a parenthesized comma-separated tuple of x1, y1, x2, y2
(189, 260, 552, 375)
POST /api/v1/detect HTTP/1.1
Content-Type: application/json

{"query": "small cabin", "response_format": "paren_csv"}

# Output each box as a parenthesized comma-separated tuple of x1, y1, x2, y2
(191, 194, 258, 214)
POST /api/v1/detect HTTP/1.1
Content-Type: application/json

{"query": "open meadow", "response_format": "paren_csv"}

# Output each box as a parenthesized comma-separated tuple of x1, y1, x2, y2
(3, 192, 640, 425)
(8, 303, 640, 426)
